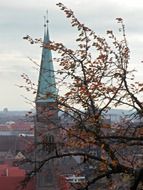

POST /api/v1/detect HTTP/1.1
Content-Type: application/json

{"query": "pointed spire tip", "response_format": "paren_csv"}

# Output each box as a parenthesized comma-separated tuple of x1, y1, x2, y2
(44, 10, 49, 28)
(46, 10, 49, 24)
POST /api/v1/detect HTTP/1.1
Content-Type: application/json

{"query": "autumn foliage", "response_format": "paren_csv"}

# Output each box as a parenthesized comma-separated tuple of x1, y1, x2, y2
(23, 3, 143, 190)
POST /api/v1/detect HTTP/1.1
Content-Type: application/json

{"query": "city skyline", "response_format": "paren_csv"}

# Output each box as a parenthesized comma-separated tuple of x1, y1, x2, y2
(0, 0, 143, 110)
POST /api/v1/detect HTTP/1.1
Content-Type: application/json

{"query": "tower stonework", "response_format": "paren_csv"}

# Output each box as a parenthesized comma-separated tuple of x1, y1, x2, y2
(35, 18, 59, 190)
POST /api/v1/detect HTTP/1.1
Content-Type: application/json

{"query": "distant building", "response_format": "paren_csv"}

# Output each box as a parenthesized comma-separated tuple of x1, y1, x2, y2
(3, 108, 8, 113)
(0, 121, 34, 165)
(0, 121, 34, 136)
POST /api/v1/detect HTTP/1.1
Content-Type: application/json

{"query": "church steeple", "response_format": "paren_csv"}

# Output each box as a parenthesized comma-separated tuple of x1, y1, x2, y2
(36, 14, 57, 104)
(35, 14, 59, 190)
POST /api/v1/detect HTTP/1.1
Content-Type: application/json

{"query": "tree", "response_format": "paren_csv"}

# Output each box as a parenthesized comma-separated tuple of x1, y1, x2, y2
(23, 3, 143, 190)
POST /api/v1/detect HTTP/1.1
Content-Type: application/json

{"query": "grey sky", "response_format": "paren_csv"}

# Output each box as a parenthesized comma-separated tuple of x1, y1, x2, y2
(0, 0, 143, 110)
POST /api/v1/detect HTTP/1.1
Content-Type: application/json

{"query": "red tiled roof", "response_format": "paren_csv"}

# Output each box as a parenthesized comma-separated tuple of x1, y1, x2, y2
(11, 122, 34, 131)
(0, 177, 35, 190)
(0, 164, 35, 190)
(0, 121, 34, 132)
(7, 167, 25, 177)
(0, 164, 25, 177)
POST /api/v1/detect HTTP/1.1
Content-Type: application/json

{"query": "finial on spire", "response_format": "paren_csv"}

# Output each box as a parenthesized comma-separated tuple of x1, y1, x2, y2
(46, 10, 49, 24)
(44, 10, 49, 28)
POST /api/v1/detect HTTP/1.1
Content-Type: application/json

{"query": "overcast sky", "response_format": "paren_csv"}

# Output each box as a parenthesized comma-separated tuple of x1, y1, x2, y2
(0, 0, 143, 111)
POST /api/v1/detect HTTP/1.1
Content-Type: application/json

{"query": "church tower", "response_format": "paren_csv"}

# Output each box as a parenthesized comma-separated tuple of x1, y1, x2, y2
(35, 15, 59, 190)
(36, 15, 58, 124)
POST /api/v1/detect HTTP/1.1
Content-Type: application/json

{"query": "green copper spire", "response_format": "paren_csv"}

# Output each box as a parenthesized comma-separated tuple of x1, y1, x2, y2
(36, 16, 57, 103)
